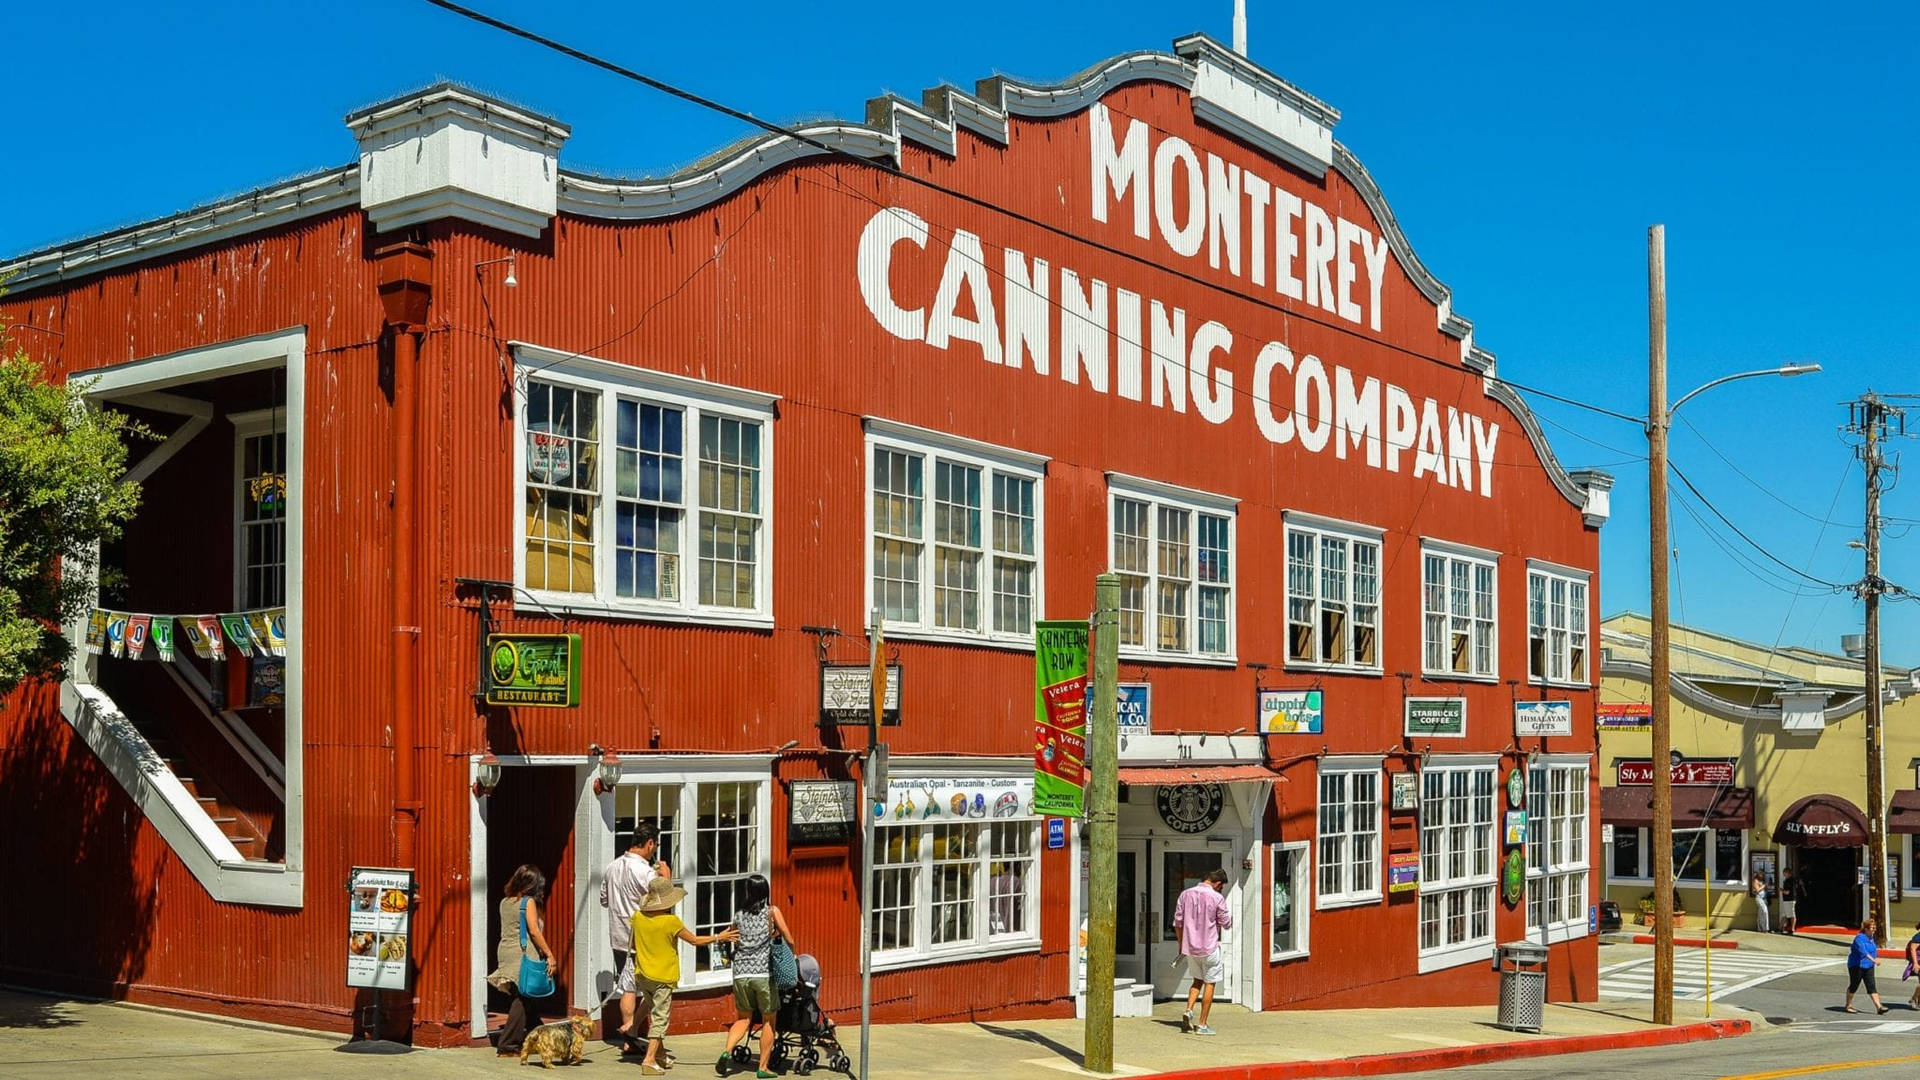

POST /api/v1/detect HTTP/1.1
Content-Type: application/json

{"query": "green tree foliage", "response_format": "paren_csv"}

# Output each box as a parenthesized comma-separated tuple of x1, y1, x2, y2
(0, 331, 143, 695)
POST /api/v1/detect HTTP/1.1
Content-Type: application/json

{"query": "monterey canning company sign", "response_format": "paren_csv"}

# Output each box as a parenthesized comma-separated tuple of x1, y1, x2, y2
(855, 103, 1504, 497)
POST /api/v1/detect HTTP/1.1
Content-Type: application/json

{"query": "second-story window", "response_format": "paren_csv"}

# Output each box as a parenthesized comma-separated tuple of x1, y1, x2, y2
(866, 421, 1045, 644)
(1421, 543, 1497, 679)
(517, 349, 776, 621)
(1109, 475, 1235, 661)
(1285, 515, 1382, 671)
(1528, 565, 1590, 685)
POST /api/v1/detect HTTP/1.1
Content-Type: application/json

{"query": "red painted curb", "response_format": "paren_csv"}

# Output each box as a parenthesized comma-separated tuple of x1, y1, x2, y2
(1142, 1018, 1752, 1080)
(1629, 934, 1737, 949)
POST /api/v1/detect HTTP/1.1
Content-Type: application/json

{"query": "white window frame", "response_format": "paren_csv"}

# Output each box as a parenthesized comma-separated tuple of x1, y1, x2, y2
(1107, 473, 1238, 664)
(511, 345, 778, 626)
(610, 766, 774, 992)
(1283, 512, 1384, 674)
(862, 419, 1048, 648)
(1525, 758, 1591, 944)
(1421, 540, 1499, 681)
(1315, 757, 1383, 909)
(1417, 756, 1498, 973)
(1527, 561, 1591, 687)
(230, 407, 289, 610)
(1906, 834, 1920, 893)
(1270, 839, 1311, 961)
(868, 787, 1042, 971)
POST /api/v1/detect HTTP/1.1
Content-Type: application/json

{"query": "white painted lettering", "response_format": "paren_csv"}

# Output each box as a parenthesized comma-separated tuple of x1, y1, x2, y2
(1294, 353, 1332, 453)
(1252, 342, 1295, 444)
(1334, 367, 1382, 467)
(1304, 204, 1336, 313)
(1445, 408, 1474, 494)
(1002, 248, 1051, 374)
(856, 206, 929, 341)
(926, 229, 1003, 365)
(1115, 288, 1144, 402)
(1363, 230, 1389, 333)
(1335, 218, 1364, 324)
(1189, 321, 1234, 425)
(1472, 416, 1501, 500)
(1274, 188, 1304, 301)
(1153, 137, 1205, 258)
(1206, 155, 1241, 276)
(1412, 398, 1447, 482)
(1089, 103, 1150, 239)
(1385, 384, 1417, 473)
(1149, 300, 1188, 413)
(1060, 268, 1109, 393)
(1243, 172, 1270, 288)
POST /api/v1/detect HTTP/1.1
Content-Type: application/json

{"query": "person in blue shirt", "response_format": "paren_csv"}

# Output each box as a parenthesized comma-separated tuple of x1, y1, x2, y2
(1845, 916, 1887, 1014)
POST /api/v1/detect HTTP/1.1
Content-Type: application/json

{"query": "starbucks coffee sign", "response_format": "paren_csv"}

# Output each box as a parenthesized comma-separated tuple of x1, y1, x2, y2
(1156, 783, 1226, 834)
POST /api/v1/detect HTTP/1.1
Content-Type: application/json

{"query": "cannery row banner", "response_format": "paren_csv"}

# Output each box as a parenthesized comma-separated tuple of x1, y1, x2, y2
(84, 607, 286, 662)
(1033, 619, 1090, 818)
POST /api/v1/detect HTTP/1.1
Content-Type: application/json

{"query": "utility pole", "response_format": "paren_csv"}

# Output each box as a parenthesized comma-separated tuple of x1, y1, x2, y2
(859, 610, 886, 1080)
(1083, 575, 1121, 1072)
(1647, 225, 1676, 1025)
(1848, 395, 1906, 946)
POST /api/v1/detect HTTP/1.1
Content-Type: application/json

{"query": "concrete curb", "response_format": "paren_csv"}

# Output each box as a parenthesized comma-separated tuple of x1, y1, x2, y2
(1142, 1018, 1753, 1080)
(1630, 934, 1737, 949)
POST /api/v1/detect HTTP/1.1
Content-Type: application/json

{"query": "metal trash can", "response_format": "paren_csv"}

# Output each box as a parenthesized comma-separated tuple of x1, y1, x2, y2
(1492, 941, 1549, 1033)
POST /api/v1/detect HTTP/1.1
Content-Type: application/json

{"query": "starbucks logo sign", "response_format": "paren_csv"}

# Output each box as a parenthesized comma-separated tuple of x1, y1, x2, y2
(1156, 784, 1225, 834)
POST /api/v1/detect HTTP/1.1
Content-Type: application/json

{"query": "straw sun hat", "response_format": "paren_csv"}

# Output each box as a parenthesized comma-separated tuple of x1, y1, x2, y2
(640, 876, 687, 913)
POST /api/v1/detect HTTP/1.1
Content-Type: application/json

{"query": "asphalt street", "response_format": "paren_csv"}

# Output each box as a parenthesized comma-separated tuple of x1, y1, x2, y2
(1397, 941, 1920, 1080)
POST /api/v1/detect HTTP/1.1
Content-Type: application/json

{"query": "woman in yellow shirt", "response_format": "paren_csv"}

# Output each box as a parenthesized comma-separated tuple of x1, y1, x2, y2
(627, 877, 737, 1075)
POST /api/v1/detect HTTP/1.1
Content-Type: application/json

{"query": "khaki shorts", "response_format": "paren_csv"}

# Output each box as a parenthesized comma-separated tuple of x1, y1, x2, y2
(636, 976, 675, 1039)
(1183, 947, 1225, 986)
(733, 976, 778, 1018)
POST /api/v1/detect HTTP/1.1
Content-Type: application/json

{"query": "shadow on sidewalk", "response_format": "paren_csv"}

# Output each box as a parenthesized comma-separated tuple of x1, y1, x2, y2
(971, 1021, 1083, 1068)
(0, 990, 81, 1031)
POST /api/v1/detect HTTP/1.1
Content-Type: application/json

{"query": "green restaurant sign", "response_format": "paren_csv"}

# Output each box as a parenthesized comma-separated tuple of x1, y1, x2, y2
(486, 633, 583, 708)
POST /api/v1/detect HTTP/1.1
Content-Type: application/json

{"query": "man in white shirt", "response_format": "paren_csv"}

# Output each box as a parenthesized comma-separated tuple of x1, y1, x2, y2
(602, 821, 669, 1049)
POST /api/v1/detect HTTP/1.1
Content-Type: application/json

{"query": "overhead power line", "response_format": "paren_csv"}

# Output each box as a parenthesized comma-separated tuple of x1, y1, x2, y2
(422, 0, 1645, 428)
(1668, 462, 1848, 591)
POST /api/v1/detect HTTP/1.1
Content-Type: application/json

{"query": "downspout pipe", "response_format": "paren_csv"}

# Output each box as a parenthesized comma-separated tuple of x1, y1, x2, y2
(377, 242, 433, 882)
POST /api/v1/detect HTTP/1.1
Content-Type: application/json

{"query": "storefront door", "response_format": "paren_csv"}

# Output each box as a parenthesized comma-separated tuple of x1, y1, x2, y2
(1154, 847, 1234, 1001)
(1795, 846, 1861, 928)
(1115, 842, 1147, 987)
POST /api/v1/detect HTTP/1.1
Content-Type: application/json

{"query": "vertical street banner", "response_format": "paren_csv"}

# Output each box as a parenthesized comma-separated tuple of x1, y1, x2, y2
(1033, 620, 1090, 818)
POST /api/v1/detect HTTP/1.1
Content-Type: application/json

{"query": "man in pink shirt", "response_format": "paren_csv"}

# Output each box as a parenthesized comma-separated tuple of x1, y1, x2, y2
(1172, 868, 1232, 1035)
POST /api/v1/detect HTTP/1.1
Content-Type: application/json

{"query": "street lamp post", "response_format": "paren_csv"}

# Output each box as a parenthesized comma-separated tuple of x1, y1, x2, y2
(1646, 224, 1819, 1024)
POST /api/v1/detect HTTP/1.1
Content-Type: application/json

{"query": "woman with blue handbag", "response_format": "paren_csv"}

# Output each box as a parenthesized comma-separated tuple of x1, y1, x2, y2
(487, 864, 557, 1056)
(718, 873, 798, 1078)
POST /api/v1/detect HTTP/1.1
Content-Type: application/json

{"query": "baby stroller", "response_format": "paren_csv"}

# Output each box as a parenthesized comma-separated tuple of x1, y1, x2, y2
(727, 954, 852, 1076)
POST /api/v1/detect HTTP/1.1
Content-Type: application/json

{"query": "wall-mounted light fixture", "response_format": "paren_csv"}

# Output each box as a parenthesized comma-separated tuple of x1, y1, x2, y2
(476, 254, 518, 288)
(775, 739, 799, 754)
(473, 753, 502, 799)
(593, 745, 622, 795)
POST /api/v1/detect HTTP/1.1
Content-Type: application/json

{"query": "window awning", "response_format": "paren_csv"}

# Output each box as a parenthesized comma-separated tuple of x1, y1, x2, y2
(1119, 764, 1278, 785)
(1888, 790, 1920, 835)
(1601, 785, 1755, 829)
(1775, 793, 1868, 848)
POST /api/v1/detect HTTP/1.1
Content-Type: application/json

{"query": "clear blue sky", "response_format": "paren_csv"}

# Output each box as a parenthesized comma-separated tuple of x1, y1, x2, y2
(8, 1, 1915, 665)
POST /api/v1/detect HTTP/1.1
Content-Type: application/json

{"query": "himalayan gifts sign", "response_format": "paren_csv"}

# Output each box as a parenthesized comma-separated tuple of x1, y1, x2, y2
(1033, 620, 1090, 818)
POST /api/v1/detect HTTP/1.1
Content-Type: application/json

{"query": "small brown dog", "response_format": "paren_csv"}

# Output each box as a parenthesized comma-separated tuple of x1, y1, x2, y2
(519, 1014, 593, 1068)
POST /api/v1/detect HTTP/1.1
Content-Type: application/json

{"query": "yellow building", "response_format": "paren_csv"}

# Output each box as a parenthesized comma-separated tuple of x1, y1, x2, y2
(1599, 613, 1920, 933)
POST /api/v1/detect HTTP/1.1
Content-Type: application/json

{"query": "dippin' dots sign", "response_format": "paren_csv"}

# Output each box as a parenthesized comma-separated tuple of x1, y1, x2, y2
(855, 101, 1502, 498)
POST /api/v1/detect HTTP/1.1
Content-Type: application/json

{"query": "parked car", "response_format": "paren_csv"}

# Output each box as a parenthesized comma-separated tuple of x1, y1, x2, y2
(1598, 900, 1622, 932)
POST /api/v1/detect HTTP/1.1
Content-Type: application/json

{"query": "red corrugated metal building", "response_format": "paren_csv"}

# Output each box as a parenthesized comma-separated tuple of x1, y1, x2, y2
(0, 34, 1612, 1046)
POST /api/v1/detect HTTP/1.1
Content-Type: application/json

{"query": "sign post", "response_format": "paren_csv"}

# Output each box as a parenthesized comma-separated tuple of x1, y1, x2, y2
(1083, 575, 1120, 1073)
(857, 611, 886, 1080)
(344, 866, 414, 1051)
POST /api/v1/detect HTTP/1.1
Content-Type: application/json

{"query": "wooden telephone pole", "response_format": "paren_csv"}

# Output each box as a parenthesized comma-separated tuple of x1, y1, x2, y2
(1848, 394, 1906, 945)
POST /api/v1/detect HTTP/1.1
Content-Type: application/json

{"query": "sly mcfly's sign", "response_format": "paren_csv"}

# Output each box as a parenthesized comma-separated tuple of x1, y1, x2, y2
(856, 102, 1503, 496)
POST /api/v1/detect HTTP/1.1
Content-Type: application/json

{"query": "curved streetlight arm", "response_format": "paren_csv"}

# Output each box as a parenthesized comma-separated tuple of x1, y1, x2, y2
(1668, 364, 1822, 417)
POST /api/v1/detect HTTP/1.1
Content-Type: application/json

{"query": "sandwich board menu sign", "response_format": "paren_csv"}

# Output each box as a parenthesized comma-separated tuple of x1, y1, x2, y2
(347, 866, 414, 990)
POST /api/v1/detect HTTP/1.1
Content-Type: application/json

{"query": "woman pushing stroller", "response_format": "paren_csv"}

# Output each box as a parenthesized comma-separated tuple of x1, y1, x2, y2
(719, 873, 798, 1079)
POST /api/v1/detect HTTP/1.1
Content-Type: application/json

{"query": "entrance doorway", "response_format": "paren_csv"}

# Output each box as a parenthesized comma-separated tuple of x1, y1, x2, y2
(1154, 847, 1232, 1001)
(1115, 846, 1144, 986)
(1794, 846, 1860, 928)
(483, 767, 582, 1038)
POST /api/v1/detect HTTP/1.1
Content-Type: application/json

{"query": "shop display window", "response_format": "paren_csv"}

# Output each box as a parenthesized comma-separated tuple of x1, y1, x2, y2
(870, 812, 1039, 967)
(1417, 760, 1497, 971)
(615, 779, 765, 979)
(1525, 760, 1591, 942)
(1270, 841, 1309, 960)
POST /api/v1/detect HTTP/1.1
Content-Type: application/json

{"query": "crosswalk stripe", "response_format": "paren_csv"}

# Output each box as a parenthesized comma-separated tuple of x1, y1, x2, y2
(1600, 952, 1844, 1000)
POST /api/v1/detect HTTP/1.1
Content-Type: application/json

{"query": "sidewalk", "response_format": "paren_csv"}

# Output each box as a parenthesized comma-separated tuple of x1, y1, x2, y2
(0, 985, 1761, 1080)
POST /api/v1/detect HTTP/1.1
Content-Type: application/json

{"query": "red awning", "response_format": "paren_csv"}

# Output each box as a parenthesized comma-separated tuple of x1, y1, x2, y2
(1888, 790, 1920, 835)
(1119, 764, 1278, 785)
(1775, 793, 1869, 848)
(1601, 785, 1755, 829)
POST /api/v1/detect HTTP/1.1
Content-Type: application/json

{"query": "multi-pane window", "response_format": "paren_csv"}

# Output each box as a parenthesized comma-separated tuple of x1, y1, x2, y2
(1110, 479, 1235, 659)
(613, 778, 767, 983)
(520, 361, 773, 618)
(1316, 763, 1381, 905)
(1422, 546, 1498, 678)
(1528, 568, 1590, 685)
(1609, 826, 1744, 884)
(1526, 762, 1590, 939)
(1285, 518, 1382, 670)
(1270, 841, 1309, 959)
(868, 426, 1043, 642)
(870, 810, 1040, 963)
(235, 425, 288, 609)
(1418, 762, 1497, 966)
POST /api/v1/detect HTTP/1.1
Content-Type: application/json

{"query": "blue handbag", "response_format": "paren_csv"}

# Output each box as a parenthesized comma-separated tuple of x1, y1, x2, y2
(770, 934, 799, 990)
(517, 898, 555, 997)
